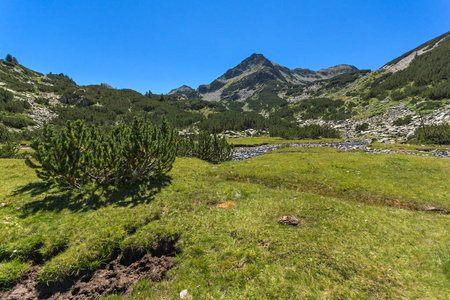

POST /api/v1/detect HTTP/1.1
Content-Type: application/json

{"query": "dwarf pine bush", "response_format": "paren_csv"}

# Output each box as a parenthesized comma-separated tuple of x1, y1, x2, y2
(355, 123, 369, 132)
(26, 118, 177, 192)
(0, 142, 19, 158)
(414, 123, 450, 145)
(176, 133, 233, 163)
(393, 115, 412, 126)
(269, 123, 341, 140)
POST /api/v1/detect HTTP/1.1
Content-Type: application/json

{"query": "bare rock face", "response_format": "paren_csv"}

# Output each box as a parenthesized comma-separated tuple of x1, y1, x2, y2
(59, 93, 90, 107)
(278, 215, 299, 226)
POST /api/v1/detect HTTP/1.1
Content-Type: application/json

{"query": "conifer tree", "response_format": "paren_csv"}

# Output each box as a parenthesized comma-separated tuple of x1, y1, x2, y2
(26, 118, 177, 193)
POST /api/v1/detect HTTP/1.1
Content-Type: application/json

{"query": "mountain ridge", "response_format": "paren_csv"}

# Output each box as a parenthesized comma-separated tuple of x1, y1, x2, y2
(168, 53, 358, 102)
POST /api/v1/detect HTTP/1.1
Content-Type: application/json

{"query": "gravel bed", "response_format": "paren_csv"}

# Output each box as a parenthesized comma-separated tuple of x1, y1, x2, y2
(232, 141, 450, 160)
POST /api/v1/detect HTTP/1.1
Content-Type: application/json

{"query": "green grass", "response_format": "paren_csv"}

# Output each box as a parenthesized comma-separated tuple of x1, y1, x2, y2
(215, 147, 450, 210)
(0, 260, 30, 289)
(0, 148, 449, 298)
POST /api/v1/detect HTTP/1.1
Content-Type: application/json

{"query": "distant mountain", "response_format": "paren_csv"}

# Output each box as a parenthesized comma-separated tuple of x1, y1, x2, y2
(169, 53, 358, 104)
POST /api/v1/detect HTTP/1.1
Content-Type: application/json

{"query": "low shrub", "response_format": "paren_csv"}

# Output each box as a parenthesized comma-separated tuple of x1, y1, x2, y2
(2, 114, 36, 129)
(0, 89, 30, 113)
(3, 99, 31, 114)
(0, 142, 19, 158)
(0, 123, 10, 142)
(177, 133, 233, 163)
(414, 123, 450, 145)
(297, 98, 354, 121)
(35, 97, 50, 105)
(270, 123, 341, 140)
(416, 100, 442, 111)
(26, 118, 177, 192)
(355, 123, 369, 132)
(393, 115, 412, 126)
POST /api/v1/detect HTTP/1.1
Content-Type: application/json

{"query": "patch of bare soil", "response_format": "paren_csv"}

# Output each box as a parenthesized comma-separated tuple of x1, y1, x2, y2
(1, 239, 178, 300)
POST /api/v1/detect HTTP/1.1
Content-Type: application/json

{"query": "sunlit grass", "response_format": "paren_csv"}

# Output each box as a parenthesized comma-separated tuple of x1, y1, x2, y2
(1, 149, 449, 298)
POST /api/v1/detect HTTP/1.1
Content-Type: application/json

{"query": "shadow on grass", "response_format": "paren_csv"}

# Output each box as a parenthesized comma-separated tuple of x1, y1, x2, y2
(13, 176, 172, 217)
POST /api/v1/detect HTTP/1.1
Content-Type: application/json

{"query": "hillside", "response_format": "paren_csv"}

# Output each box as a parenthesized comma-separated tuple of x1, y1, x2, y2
(0, 57, 226, 138)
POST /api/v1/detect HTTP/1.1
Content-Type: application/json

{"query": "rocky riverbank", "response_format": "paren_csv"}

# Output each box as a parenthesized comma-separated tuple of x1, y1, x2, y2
(232, 141, 450, 160)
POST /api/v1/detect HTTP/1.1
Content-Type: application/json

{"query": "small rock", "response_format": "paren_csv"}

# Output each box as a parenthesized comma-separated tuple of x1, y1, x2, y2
(180, 289, 189, 299)
(424, 206, 449, 213)
(425, 206, 440, 211)
(278, 215, 299, 226)
(406, 131, 416, 140)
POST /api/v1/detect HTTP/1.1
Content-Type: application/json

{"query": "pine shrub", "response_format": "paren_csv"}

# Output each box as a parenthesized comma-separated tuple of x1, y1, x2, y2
(355, 123, 369, 132)
(26, 118, 177, 192)
(2, 114, 36, 129)
(393, 115, 412, 126)
(0, 142, 19, 158)
(0, 124, 10, 142)
(270, 123, 341, 140)
(414, 124, 450, 145)
(176, 133, 233, 163)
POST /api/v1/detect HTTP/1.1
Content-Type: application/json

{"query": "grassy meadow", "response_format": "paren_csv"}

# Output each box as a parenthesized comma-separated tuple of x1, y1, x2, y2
(0, 140, 449, 299)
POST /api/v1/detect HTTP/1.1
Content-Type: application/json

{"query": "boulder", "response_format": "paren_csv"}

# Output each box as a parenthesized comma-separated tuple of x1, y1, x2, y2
(278, 215, 299, 226)
(406, 131, 416, 141)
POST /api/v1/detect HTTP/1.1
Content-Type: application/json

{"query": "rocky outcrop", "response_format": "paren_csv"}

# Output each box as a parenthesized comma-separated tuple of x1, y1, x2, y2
(297, 103, 450, 140)
(27, 99, 58, 128)
(59, 93, 90, 107)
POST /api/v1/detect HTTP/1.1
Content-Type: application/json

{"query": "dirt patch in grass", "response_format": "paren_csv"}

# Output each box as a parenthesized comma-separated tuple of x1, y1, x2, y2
(217, 201, 236, 209)
(2, 255, 175, 300)
(1, 240, 178, 300)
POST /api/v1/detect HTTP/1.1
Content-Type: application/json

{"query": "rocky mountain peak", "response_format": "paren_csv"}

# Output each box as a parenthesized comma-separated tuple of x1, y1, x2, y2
(170, 53, 360, 102)
(241, 53, 271, 66)
(221, 53, 272, 80)
(168, 85, 200, 98)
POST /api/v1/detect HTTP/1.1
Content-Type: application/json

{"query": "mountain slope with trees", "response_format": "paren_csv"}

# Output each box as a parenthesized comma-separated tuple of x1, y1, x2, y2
(1, 31, 449, 141)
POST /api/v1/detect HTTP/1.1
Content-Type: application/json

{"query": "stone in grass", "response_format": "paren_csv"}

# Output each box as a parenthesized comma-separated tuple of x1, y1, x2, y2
(180, 289, 189, 299)
(278, 215, 299, 226)
(424, 206, 449, 213)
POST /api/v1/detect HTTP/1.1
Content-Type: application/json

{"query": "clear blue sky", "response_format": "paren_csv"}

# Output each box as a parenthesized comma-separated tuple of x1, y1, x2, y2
(2, 0, 449, 94)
